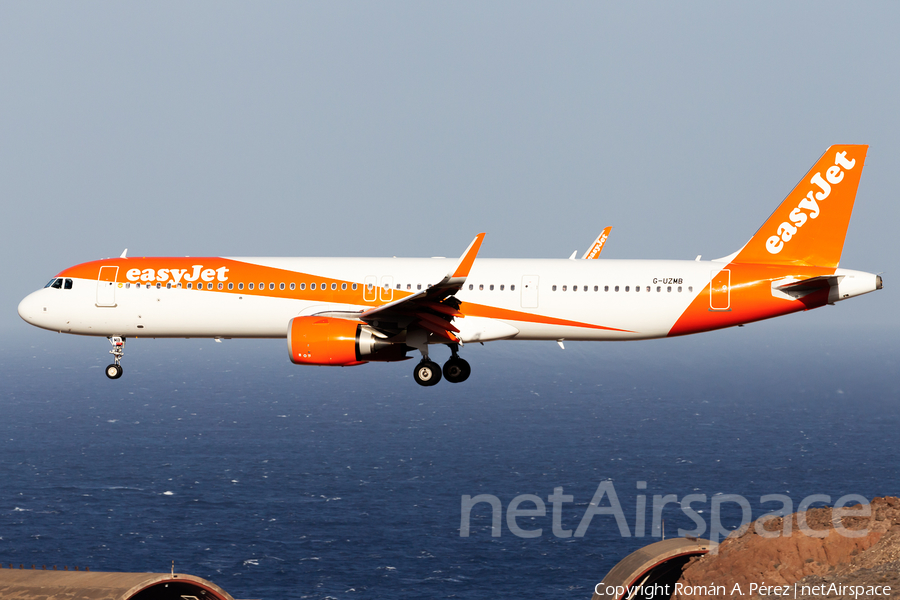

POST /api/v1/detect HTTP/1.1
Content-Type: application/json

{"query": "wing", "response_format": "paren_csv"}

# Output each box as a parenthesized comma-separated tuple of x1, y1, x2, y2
(315, 233, 485, 343)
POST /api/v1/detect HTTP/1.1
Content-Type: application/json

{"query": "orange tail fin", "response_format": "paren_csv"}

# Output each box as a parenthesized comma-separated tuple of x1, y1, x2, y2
(732, 145, 868, 268)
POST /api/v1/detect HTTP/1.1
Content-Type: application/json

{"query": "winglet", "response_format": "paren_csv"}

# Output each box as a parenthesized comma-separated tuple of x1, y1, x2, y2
(449, 233, 485, 280)
(120, 248, 128, 259)
(582, 227, 612, 259)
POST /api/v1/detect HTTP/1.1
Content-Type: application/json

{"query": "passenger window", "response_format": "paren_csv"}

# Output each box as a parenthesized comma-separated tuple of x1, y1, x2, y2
(572, 285, 577, 292)
(248, 283, 254, 290)
(218, 283, 223, 290)
(310, 283, 316, 290)
(156, 283, 162, 289)
(563, 285, 567, 291)
(614, 286, 619, 292)
(300, 283, 306, 290)
(279, 283, 285, 290)
(396, 283, 401, 290)
(500, 284, 505, 291)
(417, 284, 422, 290)
(177, 283, 182, 289)
(269, 283, 275, 290)
(688, 286, 693, 292)
(342, 283, 347, 290)
(238, 283, 244, 290)
(489, 284, 494, 291)
(656, 286, 661, 292)
(229, 283, 234, 290)
(406, 284, 411, 290)
(635, 286, 640, 293)
(552, 285, 557, 291)
(352, 283, 357, 290)
(323, 282, 328, 290)
(625, 286, 629, 292)
(646, 286, 650, 292)
(468, 284, 473, 290)
(51, 279, 63, 289)
(125, 283, 131, 289)
(479, 284, 484, 290)
(511, 285, 515, 291)
(366, 283, 373, 290)
(188, 283, 193, 289)
(667, 286, 672, 292)
(64, 279, 73, 289)
(604, 286, 609, 292)
(678, 286, 682, 292)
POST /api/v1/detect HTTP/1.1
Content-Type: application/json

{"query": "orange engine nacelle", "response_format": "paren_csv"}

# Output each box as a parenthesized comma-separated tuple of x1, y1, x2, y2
(287, 317, 409, 366)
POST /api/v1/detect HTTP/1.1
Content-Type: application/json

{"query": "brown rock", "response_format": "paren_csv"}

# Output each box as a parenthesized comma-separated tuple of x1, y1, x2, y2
(671, 499, 900, 600)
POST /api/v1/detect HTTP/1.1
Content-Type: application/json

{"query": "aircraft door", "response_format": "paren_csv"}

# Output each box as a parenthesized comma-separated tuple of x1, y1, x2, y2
(521, 275, 539, 308)
(96, 266, 119, 307)
(364, 276, 377, 302)
(709, 269, 731, 311)
(380, 276, 394, 303)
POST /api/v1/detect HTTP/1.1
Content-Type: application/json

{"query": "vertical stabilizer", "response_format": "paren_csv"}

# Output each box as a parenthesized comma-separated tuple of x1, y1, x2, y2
(732, 145, 867, 268)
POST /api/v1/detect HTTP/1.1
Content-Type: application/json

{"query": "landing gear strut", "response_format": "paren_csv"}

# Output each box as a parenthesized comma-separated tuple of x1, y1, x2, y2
(443, 344, 470, 384)
(106, 336, 125, 379)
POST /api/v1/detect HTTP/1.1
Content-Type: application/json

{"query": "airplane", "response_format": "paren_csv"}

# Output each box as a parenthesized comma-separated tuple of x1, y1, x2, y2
(18, 145, 881, 386)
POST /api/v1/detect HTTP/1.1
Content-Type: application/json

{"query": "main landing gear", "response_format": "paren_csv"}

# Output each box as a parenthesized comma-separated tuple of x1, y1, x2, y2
(414, 360, 442, 386)
(106, 336, 125, 379)
(412, 344, 471, 387)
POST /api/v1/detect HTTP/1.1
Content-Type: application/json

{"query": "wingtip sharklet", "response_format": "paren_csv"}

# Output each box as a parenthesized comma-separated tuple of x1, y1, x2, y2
(449, 233, 486, 279)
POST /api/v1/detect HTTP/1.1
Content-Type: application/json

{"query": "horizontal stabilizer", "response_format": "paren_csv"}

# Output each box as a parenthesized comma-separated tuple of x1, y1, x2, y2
(775, 275, 841, 293)
(772, 275, 842, 301)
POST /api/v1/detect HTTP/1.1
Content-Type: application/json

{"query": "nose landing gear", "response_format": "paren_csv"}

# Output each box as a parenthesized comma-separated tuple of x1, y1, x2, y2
(106, 336, 125, 379)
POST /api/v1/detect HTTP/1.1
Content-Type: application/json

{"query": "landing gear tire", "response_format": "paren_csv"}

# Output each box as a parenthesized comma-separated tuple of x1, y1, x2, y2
(106, 336, 125, 380)
(443, 357, 471, 383)
(414, 360, 442, 387)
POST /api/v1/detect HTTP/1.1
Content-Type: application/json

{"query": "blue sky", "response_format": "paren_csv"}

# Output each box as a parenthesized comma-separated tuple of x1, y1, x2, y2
(2, 2, 896, 335)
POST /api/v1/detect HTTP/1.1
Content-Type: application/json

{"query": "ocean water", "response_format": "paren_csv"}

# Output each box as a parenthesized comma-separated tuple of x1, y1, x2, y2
(1, 321, 898, 599)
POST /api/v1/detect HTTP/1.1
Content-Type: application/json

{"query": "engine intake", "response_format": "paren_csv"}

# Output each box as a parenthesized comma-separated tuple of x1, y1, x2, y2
(288, 316, 408, 366)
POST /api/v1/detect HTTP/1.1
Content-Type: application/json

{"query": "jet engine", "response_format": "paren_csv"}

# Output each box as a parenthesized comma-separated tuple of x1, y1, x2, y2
(287, 316, 409, 366)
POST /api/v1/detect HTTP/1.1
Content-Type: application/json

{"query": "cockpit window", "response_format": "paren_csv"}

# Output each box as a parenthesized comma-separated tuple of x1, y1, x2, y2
(64, 279, 73, 290)
(50, 278, 63, 289)
(44, 279, 57, 288)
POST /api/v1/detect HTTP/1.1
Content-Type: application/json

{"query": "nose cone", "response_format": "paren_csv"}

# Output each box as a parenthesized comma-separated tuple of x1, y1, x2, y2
(18, 291, 43, 326)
